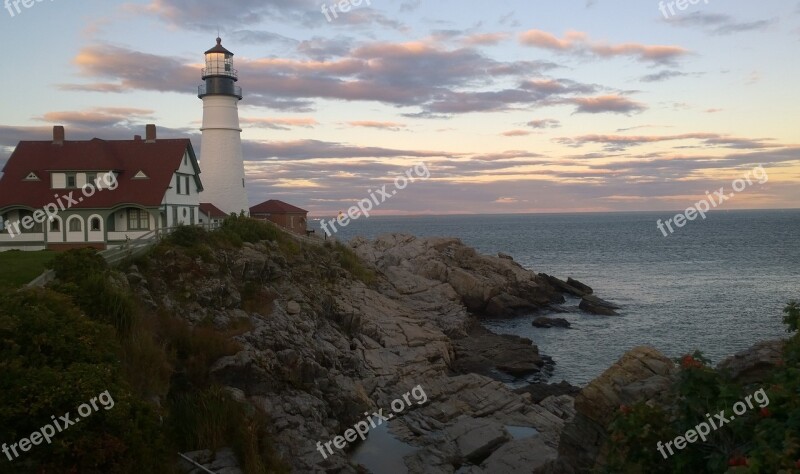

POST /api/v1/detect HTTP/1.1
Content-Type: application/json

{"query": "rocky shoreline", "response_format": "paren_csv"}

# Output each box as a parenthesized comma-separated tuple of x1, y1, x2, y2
(132, 231, 769, 473)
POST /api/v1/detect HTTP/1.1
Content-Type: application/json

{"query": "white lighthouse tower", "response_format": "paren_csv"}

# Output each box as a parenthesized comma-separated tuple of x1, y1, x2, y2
(198, 37, 249, 216)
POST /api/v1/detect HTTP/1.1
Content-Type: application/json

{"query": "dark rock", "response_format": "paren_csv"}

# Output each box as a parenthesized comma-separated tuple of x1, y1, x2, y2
(515, 380, 581, 404)
(552, 346, 676, 473)
(485, 292, 539, 318)
(566, 278, 593, 295)
(532, 317, 571, 329)
(452, 322, 548, 378)
(579, 295, 620, 316)
(498, 252, 514, 260)
(539, 274, 588, 297)
(716, 339, 786, 385)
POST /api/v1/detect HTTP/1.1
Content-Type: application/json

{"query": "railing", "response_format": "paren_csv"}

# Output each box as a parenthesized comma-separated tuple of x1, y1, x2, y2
(198, 84, 243, 99)
(26, 222, 223, 287)
(202, 67, 238, 79)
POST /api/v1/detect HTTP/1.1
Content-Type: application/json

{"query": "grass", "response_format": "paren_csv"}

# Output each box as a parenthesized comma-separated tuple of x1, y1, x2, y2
(0, 250, 57, 287)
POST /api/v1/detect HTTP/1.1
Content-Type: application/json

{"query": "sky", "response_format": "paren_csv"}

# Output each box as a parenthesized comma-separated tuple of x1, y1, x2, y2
(0, 0, 798, 216)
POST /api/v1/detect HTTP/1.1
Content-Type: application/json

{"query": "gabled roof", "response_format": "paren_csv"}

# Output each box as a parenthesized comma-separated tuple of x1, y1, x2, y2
(250, 199, 308, 214)
(199, 202, 228, 218)
(0, 138, 200, 211)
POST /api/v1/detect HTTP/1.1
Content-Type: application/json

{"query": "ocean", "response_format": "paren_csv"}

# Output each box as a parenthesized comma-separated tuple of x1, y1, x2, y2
(325, 209, 800, 386)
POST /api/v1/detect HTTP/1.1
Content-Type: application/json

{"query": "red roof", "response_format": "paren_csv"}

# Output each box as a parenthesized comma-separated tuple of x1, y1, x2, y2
(0, 138, 198, 211)
(250, 199, 307, 214)
(200, 202, 227, 218)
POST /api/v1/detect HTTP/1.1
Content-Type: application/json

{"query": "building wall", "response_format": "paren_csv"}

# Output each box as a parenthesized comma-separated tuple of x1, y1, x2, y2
(199, 95, 250, 216)
(162, 150, 201, 228)
(253, 212, 308, 235)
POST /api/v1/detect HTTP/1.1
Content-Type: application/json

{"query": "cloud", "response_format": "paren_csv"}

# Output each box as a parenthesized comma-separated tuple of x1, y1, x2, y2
(640, 70, 689, 82)
(527, 118, 561, 129)
(568, 95, 647, 114)
(462, 32, 511, 46)
(63, 41, 610, 115)
(35, 107, 156, 127)
(557, 132, 780, 151)
(502, 130, 531, 137)
(240, 117, 319, 130)
(666, 12, 776, 35)
(519, 29, 689, 63)
(243, 139, 452, 161)
(345, 121, 407, 131)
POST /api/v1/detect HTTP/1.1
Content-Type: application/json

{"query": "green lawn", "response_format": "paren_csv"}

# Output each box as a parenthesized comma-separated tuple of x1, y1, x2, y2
(0, 250, 57, 288)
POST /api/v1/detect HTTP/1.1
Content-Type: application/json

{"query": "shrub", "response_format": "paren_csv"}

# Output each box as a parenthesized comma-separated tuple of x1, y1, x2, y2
(167, 386, 289, 474)
(334, 242, 376, 285)
(0, 288, 167, 473)
(49, 247, 107, 283)
(605, 303, 800, 473)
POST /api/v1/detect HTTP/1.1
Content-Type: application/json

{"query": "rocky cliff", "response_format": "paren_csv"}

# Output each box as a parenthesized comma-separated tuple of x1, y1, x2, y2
(128, 233, 595, 473)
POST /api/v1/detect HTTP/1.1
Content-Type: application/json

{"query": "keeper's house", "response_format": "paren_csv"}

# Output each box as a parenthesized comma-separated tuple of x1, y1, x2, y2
(0, 125, 203, 251)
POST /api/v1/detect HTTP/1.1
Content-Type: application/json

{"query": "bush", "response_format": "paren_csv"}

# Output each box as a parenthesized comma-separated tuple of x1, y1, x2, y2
(605, 303, 800, 473)
(168, 386, 289, 474)
(334, 242, 376, 285)
(0, 288, 167, 473)
(49, 248, 107, 283)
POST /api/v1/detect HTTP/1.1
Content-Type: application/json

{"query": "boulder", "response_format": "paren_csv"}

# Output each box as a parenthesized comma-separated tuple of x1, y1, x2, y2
(286, 300, 301, 315)
(445, 417, 510, 463)
(578, 295, 620, 316)
(553, 346, 676, 472)
(566, 278, 592, 295)
(532, 317, 571, 329)
(539, 274, 587, 297)
(717, 339, 786, 385)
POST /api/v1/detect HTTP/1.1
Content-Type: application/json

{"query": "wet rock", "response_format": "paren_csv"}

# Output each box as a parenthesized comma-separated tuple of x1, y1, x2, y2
(532, 317, 571, 329)
(578, 295, 620, 316)
(516, 381, 581, 404)
(539, 274, 587, 297)
(566, 278, 592, 295)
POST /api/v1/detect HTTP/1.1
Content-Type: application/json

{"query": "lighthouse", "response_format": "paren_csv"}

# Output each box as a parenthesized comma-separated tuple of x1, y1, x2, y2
(198, 37, 249, 216)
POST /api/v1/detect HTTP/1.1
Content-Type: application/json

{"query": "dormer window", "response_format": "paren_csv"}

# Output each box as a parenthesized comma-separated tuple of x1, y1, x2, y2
(24, 172, 40, 181)
(133, 170, 149, 179)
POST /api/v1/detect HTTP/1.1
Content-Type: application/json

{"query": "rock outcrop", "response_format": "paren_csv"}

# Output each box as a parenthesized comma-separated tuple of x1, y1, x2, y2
(578, 294, 621, 316)
(533, 317, 572, 329)
(544, 346, 677, 473)
(133, 233, 592, 473)
(716, 339, 786, 385)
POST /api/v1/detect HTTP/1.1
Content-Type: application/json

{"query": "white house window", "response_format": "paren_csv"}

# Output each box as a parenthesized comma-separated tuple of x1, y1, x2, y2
(50, 219, 60, 232)
(68, 218, 82, 232)
(90, 217, 101, 231)
(127, 209, 150, 230)
(86, 173, 97, 185)
(176, 176, 182, 194)
(184, 176, 190, 195)
(66, 174, 77, 188)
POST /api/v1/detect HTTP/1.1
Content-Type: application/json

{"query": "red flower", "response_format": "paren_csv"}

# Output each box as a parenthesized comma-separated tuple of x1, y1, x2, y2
(727, 455, 748, 466)
(794, 459, 800, 468)
(680, 354, 703, 369)
(619, 404, 632, 415)
(759, 407, 771, 418)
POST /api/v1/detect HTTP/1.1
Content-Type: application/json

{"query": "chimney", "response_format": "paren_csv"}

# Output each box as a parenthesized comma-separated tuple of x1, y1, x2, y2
(145, 124, 156, 143)
(134, 135, 142, 141)
(53, 126, 65, 146)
